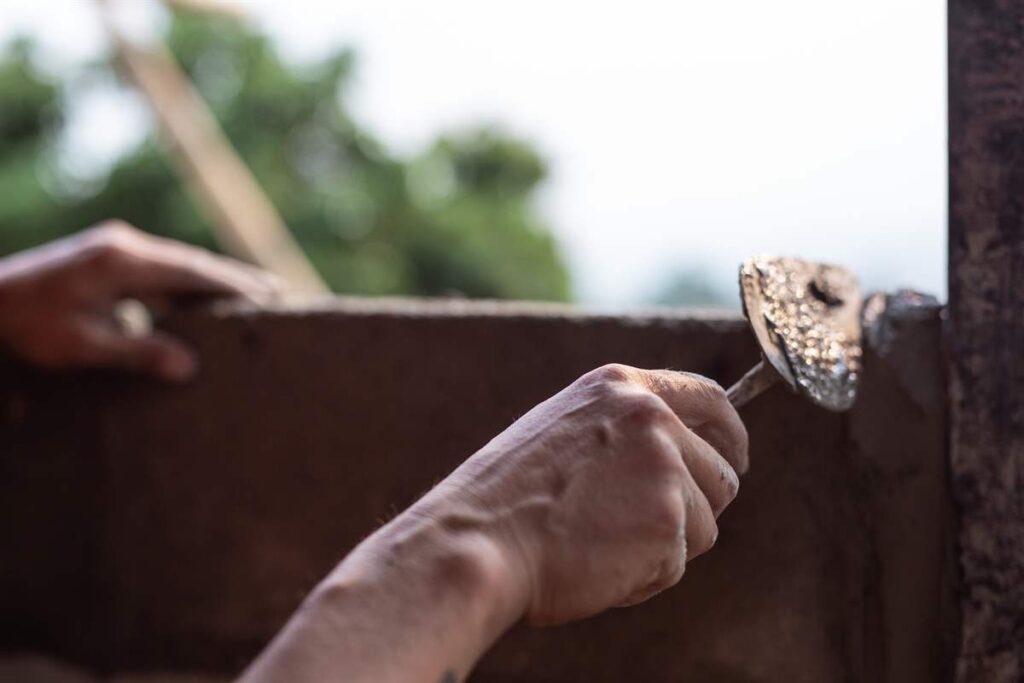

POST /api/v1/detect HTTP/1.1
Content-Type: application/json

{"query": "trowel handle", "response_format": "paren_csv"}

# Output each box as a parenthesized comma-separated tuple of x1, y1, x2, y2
(726, 359, 781, 409)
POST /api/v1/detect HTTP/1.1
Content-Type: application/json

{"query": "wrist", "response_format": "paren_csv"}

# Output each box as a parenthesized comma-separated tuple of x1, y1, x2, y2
(370, 507, 527, 633)
(304, 498, 528, 677)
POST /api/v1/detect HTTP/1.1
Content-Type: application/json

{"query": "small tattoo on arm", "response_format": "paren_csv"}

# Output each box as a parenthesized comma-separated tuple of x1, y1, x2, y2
(439, 672, 459, 683)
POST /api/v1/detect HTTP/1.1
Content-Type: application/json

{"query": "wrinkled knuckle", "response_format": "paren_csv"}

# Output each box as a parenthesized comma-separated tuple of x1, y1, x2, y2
(78, 225, 145, 274)
(619, 391, 673, 426)
(722, 467, 740, 504)
(83, 221, 140, 254)
(582, 363, 636, 389)
(81, 240, 131, 275)
(649, 493, 686, 539)
(94, 219, 138, 238)
(643, 441, 685, 481)
(658, 547, 687, 588)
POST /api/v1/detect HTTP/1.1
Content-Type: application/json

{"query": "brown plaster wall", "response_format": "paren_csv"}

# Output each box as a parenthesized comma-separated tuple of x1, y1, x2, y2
(0, 297, 954, 682)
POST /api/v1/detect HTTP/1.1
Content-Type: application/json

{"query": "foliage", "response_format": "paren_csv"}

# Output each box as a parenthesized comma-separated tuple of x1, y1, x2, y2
(0, 17, 571, 301)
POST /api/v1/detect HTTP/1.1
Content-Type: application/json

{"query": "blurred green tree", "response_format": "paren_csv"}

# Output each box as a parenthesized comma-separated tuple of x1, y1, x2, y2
(0, 16, 570, 301)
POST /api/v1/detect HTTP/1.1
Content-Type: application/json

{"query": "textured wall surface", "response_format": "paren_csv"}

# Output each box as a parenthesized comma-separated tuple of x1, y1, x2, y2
(948, 0, 1024, 680)
(0, 297, 954, 682)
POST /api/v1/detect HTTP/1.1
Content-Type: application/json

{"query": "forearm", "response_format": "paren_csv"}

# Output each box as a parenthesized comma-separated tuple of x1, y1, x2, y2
(240, 496, 525, 683)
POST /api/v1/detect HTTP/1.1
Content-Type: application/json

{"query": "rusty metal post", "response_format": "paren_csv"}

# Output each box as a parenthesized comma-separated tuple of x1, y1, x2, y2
(948, 0, 1024, 680)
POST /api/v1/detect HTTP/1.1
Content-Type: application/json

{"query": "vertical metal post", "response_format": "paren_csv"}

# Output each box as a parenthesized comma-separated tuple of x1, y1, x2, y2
(948, 1, 1024, 680)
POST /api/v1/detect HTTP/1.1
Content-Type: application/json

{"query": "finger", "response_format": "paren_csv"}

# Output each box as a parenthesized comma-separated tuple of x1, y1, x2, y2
(90, 230, 285, 301)
(615, 553, 684, 608)
(77, 322, 198, 383)
(146, 232, 288, 291)
(615, 495, 687, 609)
(617, 470, 718, 609)
(665, 418, 739, 517)
(641, 370, 750, 474)
(680, 473, 719, 560)
(132, 237, 283, 300)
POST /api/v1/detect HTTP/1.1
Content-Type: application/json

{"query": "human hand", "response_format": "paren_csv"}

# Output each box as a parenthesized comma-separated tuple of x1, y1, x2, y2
(427, 363, 749, 626)
(244, 364, 748, 683)
(0, 221, 281, 382)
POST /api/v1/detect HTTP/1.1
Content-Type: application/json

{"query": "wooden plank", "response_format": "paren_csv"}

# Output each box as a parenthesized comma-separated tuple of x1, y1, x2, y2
(96, 4, 328, 293)
(948, 0, 1024, 680)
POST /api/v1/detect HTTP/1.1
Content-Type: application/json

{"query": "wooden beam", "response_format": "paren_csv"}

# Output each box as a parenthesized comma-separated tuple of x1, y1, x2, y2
(98, 5, 328, 293)
(948, 0, 1024, 680)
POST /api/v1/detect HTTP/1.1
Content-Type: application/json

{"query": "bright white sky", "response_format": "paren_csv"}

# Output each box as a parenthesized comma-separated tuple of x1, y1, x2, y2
(1, 0, 947, 306)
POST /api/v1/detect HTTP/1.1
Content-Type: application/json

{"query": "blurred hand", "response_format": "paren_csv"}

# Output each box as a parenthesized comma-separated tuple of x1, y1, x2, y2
(432, 364, 748, 625)
(0, 221, 281, 382)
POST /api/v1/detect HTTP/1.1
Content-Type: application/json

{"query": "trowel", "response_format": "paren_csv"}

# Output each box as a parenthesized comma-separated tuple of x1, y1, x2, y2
(725, 256, 863, 412)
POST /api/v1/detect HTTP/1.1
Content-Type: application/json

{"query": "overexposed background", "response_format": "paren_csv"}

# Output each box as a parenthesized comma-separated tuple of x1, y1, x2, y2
(0, 0, 947, 305)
